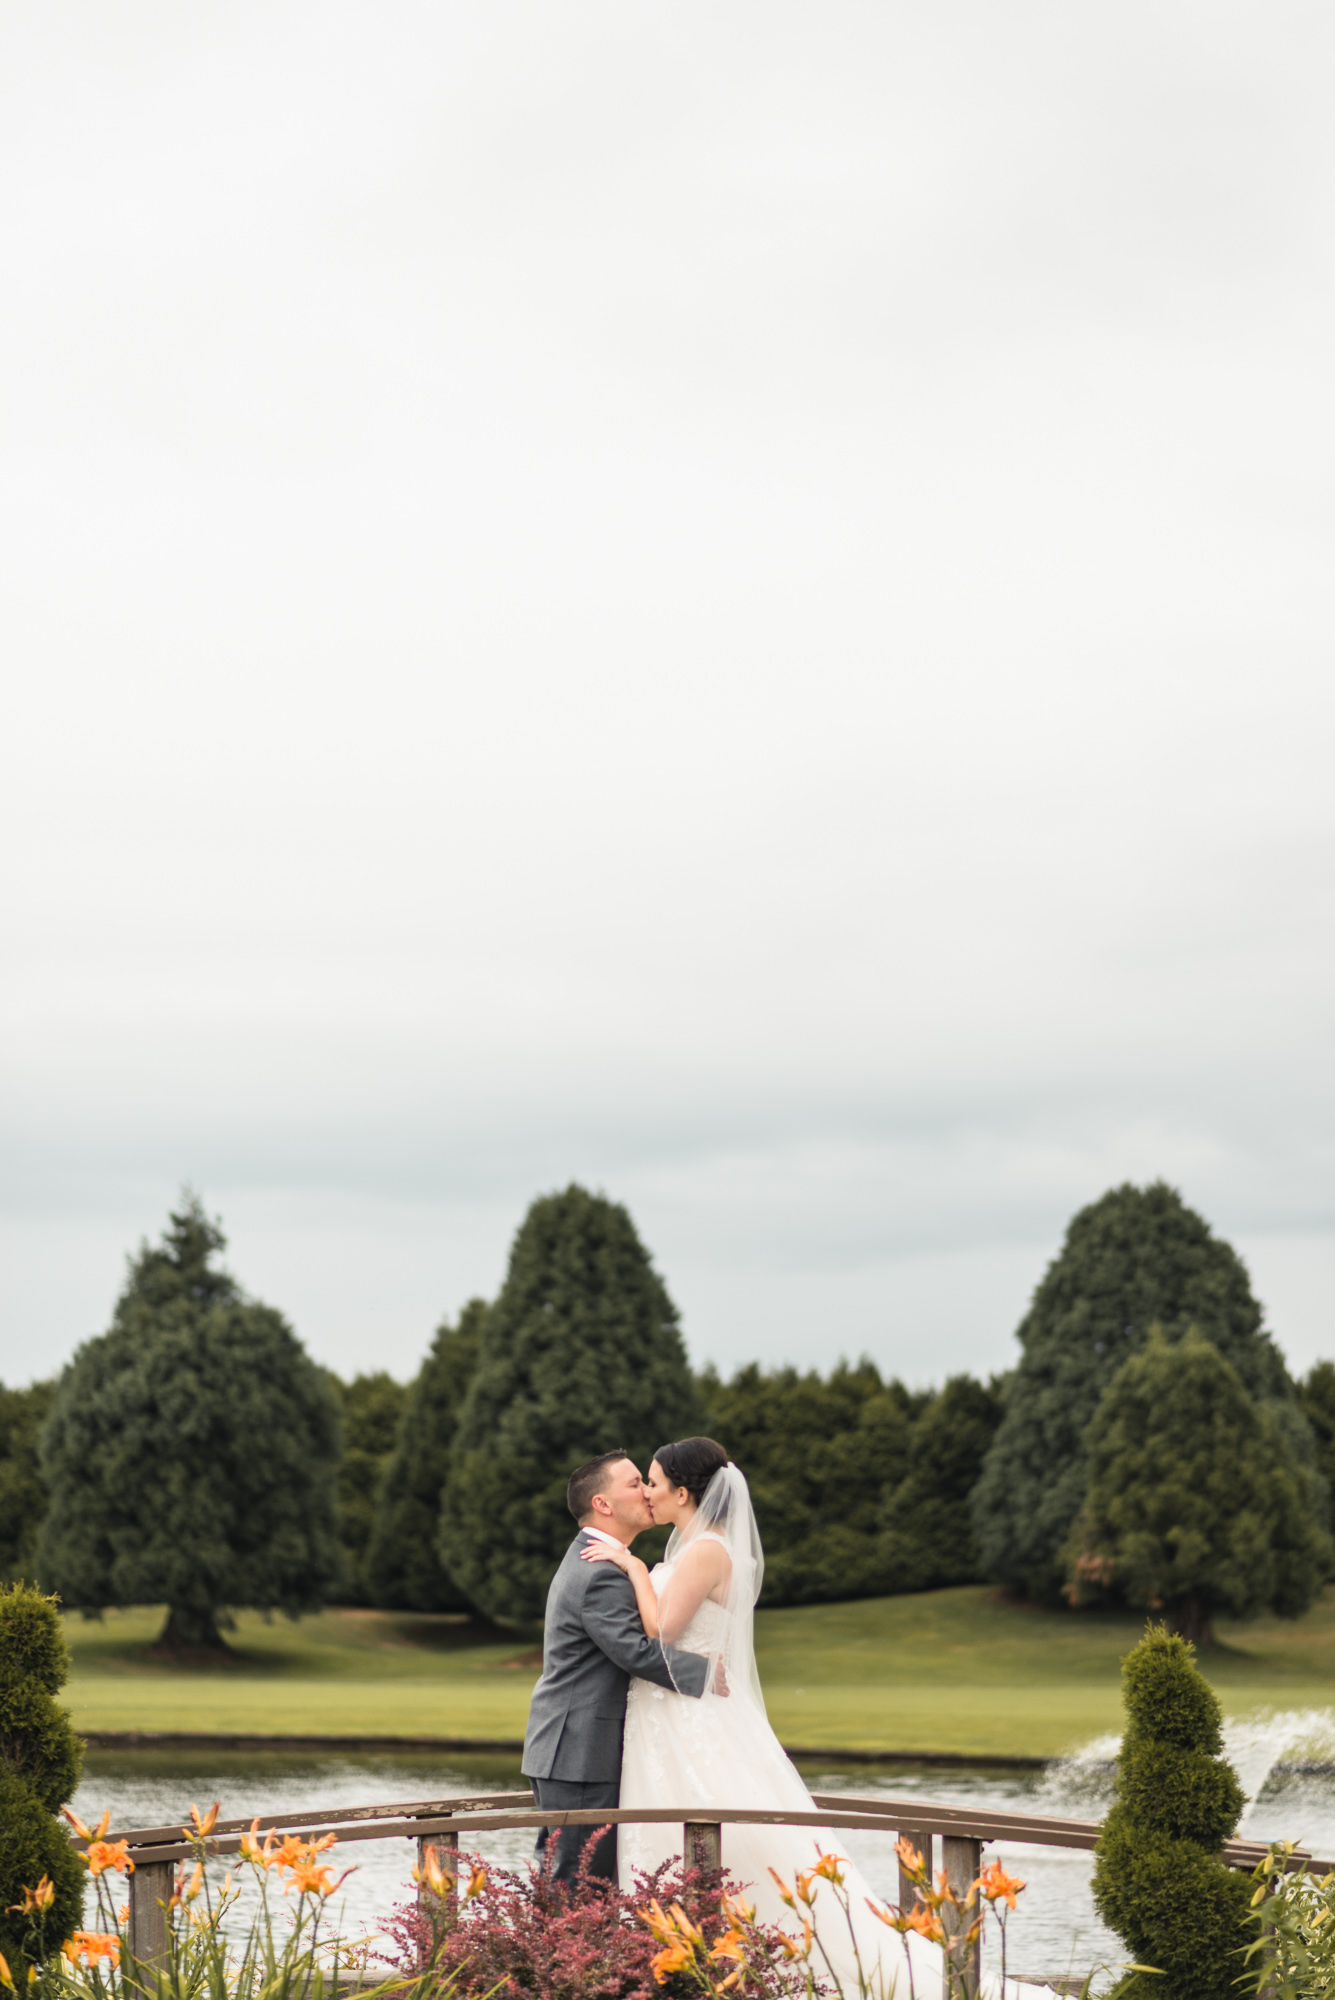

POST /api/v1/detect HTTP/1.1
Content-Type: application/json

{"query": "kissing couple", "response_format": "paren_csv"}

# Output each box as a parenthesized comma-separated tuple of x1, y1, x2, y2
(521, 1438, 893, 1987)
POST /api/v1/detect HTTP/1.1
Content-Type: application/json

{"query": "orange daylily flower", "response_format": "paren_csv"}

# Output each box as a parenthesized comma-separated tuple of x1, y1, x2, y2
(639, 1898, 676, 1943)
(117, 1905, 130, 1927)
(62, 1809, 111, 1844)
(978, 1861, 1026, 1909)
(62, 1933, 121, 1967)
(767, 1868, 797, 1909)
(285, 1861, 337, 1898)
(810, 1851, 847, 1884)
(8, 1879, 55, 1916)
(894, 1838, 926, 1880)
(710, 1927, 746, 1964)
(414, 1847, 454, 1896)
(0, 1951, 12, 1992)
(720, 1892, 754, 1926)
(464, 1864, 487, 1901)
(186, 1803, 220, 1839)
(650, 1940, 694, 1983)
(85, 1840, 134, 1878)
(906, 1905, 945, 1943)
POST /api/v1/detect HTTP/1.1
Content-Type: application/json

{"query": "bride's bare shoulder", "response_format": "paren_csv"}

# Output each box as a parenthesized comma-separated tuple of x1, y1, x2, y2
(682, 1533, 732, 1573)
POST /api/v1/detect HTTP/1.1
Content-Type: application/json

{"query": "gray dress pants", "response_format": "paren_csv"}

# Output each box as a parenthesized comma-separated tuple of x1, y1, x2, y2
(529, 1774, 620, 1891)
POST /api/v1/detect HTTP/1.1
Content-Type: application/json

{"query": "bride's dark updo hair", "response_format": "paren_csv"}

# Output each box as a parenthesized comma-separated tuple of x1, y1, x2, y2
(654, 1436, 729, 1506)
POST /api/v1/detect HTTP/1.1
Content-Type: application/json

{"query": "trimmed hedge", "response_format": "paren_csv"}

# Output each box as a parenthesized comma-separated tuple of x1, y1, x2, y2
(0, 1584, 84, 1968)
(1093, 1624, 1251, 2000)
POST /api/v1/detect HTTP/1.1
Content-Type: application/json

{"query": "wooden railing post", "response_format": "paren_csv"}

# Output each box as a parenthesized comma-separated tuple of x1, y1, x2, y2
(683, 1820, 722, 1874)
(127, 1859, 173, 1969)
(941, 1836, 982, 1997)
(417, 1829, 459, 1913)
(897, 1828, 933, 1913)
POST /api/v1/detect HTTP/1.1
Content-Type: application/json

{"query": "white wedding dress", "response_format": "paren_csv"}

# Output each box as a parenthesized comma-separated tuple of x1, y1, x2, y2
(617, 1466, 1059, 2000)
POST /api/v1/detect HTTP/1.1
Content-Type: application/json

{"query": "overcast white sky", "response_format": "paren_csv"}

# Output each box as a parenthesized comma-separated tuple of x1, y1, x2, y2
(2, 2, 1332, 1391)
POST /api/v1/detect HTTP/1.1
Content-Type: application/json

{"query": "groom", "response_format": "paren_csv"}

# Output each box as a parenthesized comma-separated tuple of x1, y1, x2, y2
(522, 1450, 711, 1890)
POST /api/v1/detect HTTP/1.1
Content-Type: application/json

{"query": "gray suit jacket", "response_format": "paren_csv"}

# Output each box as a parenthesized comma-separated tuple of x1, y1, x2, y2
(522, 1531, 709, 1783)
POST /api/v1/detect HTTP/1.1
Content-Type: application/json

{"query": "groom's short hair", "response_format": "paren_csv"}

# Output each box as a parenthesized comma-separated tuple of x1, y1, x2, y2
(568, 1451, 631, 1523)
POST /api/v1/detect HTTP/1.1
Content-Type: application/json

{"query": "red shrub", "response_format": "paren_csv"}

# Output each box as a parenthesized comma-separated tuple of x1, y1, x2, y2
(380, 1842, 811, 2000)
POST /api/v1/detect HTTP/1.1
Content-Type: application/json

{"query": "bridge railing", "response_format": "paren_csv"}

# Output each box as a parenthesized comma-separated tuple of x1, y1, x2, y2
(95, 1790, 1329, 1986)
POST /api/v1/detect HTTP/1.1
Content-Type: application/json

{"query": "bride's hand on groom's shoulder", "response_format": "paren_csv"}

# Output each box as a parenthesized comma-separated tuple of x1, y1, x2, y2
(581, 1541, 635, 1574)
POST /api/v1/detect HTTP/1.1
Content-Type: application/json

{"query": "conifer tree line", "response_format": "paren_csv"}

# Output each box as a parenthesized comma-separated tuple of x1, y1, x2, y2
(3, 1179, 1332, 1643)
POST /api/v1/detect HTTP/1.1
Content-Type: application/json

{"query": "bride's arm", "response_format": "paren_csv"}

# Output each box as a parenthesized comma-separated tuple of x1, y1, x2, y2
(656, 1541, 730, 1645)
(580, 1542, 660, 1637)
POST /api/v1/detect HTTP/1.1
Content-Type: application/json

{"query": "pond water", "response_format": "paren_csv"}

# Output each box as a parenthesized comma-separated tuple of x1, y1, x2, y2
(73, 1709, 1335, 1991)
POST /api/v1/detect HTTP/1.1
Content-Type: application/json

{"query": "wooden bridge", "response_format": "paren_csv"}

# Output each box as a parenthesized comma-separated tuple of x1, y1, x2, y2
(103, 1788, 1328, 1991)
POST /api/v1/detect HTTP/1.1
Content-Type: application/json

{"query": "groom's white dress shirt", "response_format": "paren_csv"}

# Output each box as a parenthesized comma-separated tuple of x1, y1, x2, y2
(582, 1526, 622, 1548)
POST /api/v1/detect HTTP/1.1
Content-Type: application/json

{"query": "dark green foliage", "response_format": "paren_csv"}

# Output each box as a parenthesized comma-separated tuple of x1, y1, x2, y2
(701, 1364, 1002, 1606)
(0, 1584, 85, 1968)
(1070, 1328, 1331, 1644)
(972, 1181, 1301, 1604)
(440, 1188, 698, 1622)
(0, 1382, 53, 1584)
(880, 1375, 1005, 1592)
(703, 1361, 916, 1604)
(1093, 1624, 1251, 2000)
(331, 1371, 408, 1604)
(1300, 1362, 1335, 1528)
(368, 1302, 486, 1613)
(38, 1196, 344, 1650)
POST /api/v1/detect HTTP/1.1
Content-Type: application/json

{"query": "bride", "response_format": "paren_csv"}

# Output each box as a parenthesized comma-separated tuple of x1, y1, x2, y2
(581, 1437, 908, 1996)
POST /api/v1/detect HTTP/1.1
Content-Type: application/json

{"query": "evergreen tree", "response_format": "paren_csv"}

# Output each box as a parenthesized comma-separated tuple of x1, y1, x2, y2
(1093, 1624, 1250, 2000)
(0, 1382, 53, 1584)
(1300, 1361, 1335, 1515)
(39, 1195, 343, 1651)
(702, 1361, 918, 1604)
(971, 1181, 1301, 1604)
(0, 1584, 84, 1972)
(879, 1374, 1005, 1592)
(332, 1371, 408, 1605)
(1069, 1328, 1330, 1644)
(440, 1189, 696, 1622)
(367, 1301, 486, 1613)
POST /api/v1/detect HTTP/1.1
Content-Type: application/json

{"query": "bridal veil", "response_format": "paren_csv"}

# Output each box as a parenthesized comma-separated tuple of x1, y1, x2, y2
(656, 1461, 766, 1709)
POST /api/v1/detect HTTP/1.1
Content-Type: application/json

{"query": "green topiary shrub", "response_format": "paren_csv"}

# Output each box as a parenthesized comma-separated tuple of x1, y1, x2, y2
(0, 1583, 85, 1969)
(1093, 1623, 1251, 2000)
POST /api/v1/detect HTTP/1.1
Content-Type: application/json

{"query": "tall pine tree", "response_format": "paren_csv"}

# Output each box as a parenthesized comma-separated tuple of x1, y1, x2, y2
(39, 1195, 343, 1650)
(439, 1188, 696, 1621)
(970, 1181, 1305, 1604)
(367, 1301, 487, 1612)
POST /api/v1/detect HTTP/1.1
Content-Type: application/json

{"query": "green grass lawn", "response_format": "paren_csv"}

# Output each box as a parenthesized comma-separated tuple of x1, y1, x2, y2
(61, 1587, 1335, 1759)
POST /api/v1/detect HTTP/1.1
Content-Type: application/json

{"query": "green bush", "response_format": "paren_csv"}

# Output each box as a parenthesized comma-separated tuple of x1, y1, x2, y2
(0, 1583, 84, 1970)
(1093, 1623, 1251, 2000)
